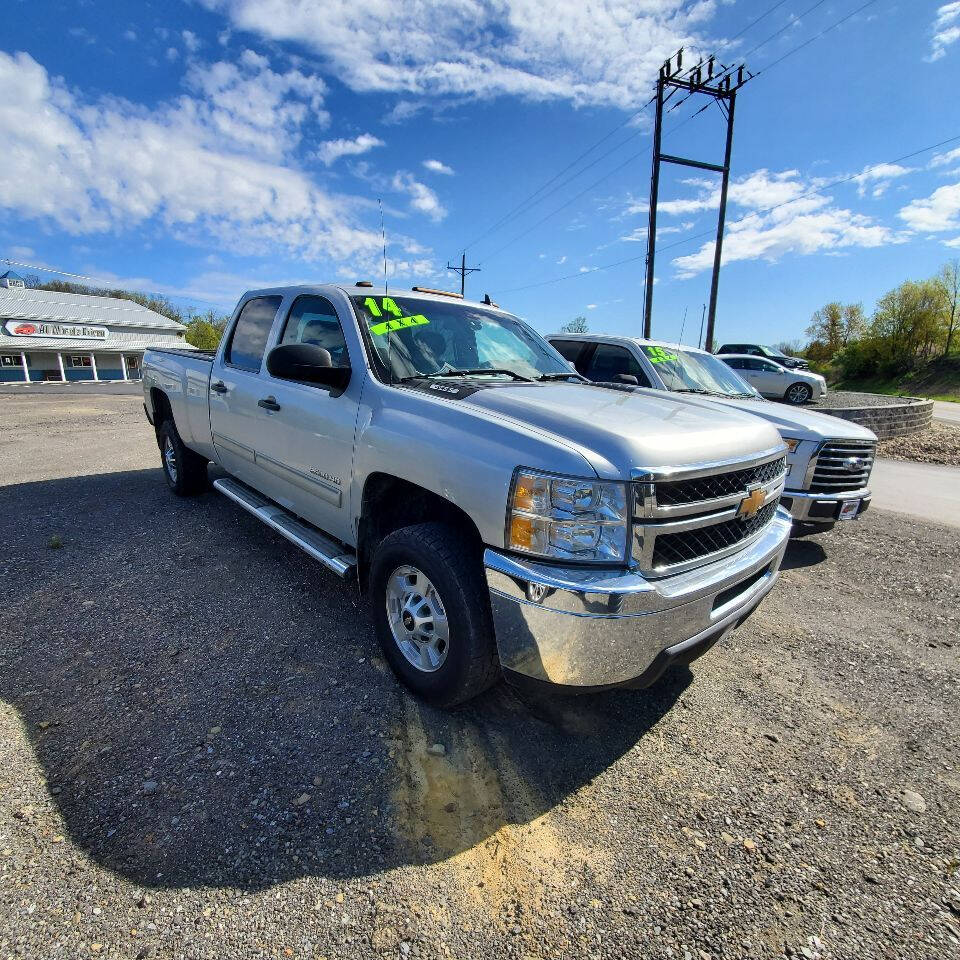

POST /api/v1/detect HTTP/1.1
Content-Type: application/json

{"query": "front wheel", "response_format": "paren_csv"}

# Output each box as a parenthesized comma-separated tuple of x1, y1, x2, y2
(784, 382, 812, 405)
(369, 522, 500, 707)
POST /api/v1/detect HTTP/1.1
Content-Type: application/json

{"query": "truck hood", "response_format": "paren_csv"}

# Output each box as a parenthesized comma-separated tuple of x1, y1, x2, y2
(460, 382, 784, 479)
(672, 394, 877, 442)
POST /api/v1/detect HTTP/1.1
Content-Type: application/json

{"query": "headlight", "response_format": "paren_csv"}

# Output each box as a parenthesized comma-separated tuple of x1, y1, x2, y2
(507, 469, 629, 563)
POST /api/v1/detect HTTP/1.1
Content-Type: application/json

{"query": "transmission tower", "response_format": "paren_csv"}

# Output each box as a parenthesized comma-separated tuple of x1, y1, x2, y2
(643, 49, 752, 351)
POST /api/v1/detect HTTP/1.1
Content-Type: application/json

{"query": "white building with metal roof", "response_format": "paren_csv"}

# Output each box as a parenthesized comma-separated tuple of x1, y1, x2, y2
(0, 273, 194, 383)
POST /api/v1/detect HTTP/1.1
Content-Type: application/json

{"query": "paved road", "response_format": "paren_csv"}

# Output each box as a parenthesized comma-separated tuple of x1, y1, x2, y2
(0, 380, 142, 397)
(870, 456, 960, 528)
(933, 399, 960, 425)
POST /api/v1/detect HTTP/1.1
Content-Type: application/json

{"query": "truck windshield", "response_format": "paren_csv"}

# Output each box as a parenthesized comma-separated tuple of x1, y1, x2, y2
(351, 295, 572, 382)
(640, 345, 759, 398)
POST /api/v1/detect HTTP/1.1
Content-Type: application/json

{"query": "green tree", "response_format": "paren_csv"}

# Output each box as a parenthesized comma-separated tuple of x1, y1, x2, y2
(183, 310, 228, 350)
(561, 316, 589, 333)
(936, 259, 959, 357)
(805, 302, 866, 364)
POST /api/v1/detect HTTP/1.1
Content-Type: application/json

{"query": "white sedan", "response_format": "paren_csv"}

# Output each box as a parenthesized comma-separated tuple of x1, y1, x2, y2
(718, 353, 826, 405)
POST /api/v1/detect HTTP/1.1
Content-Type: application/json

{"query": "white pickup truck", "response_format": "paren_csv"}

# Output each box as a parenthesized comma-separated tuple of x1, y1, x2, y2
(143, 285, 792, 706)
(547, 333, 876, 532)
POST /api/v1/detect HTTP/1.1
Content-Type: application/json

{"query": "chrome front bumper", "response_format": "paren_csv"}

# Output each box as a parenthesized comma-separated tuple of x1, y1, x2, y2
(484, 507, 792, 690)
(783, 488, 871, 524)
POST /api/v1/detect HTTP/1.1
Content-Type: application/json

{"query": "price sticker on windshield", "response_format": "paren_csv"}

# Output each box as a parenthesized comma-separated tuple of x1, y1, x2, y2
(642, 346, 678, 364)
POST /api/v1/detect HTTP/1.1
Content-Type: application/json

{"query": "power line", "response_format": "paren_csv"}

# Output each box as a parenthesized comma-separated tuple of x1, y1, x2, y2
(477, 0, 868, 266)
(478, 145, 649, 265)
(489, 0, 888, 290)
(755, 0, 880, 76)
(461, 101, 652, 253)
(459, 0, 801, 256)
(1, 256, 226, 308)
(492, 133, 960, 295)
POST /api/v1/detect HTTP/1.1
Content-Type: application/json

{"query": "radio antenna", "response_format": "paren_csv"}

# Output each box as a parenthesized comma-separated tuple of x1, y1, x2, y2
(378, 197, 388, 295)
(678, 306, 688, 345)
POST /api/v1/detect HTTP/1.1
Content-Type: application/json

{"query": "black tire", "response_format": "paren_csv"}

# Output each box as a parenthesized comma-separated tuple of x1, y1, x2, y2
(158, 420, 208, 496)
(784, 382, 812, 405)
(369, 522, 500, 707)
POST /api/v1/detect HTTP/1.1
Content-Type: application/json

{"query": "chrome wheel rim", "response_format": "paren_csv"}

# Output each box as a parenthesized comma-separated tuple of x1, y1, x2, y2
(385, 565, 449, 673)
(788, 385, 809, 403)
(163, 436, 178, 483)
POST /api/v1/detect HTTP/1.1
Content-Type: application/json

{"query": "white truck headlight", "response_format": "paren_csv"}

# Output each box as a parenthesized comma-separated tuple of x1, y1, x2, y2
(507, 469, 629, 563)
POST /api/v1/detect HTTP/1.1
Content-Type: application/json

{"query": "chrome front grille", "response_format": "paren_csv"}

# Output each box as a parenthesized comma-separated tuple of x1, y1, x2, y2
(632, 447, 787, 577)
(808, 439, 875, 492)
(655, 456, 786, 507)
(652, 501, 779, 568)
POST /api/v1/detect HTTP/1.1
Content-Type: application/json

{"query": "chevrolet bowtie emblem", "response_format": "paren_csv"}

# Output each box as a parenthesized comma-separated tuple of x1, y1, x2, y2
(737, 485, 767, 520)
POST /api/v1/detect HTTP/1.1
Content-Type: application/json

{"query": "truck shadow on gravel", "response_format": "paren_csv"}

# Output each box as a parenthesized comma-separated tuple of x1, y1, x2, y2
(1, 468, 696, 891)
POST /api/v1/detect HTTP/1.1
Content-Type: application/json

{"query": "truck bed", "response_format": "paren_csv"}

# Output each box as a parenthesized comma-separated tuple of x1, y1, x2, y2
(147, 347, 215, 361)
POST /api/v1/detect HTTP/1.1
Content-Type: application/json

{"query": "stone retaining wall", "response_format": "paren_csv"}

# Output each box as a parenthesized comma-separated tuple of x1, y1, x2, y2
(815, 398, 933, 439)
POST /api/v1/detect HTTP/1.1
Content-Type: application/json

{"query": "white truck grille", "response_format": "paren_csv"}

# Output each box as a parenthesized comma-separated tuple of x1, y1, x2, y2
(808, 439, 875, 493)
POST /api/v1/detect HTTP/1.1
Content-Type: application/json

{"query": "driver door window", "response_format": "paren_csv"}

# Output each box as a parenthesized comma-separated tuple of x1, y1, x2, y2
(279, 295, 350, 368)
(585, 344, 651, 386)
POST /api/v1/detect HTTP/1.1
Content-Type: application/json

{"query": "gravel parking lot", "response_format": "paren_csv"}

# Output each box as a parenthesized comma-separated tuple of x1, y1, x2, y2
(1, 390, 958, 960)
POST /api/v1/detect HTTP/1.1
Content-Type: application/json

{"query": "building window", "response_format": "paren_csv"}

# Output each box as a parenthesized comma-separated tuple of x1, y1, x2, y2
(69, 356, 93, 367)
(1, 355, 22, 366)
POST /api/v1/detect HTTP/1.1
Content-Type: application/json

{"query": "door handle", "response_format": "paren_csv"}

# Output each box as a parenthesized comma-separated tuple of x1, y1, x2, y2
(211, 381, 228, 394)
(258, 396, 281, 412)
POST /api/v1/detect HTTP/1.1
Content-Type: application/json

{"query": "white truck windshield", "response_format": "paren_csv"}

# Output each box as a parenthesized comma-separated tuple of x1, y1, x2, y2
(640, 345, 758, 398)
(352, 295, 573, 382)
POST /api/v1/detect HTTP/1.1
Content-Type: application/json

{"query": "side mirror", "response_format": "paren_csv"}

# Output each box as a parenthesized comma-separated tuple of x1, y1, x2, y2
(267, 343, 351, 394)
(614, 373, 639, 386)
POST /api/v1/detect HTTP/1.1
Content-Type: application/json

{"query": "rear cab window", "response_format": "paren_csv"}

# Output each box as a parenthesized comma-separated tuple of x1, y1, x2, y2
(225, 296, 283, 372)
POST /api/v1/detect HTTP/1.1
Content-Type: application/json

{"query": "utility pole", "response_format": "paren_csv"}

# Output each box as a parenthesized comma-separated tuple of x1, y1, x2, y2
(643, 49, 751, 351)
(447, 252, 480, 297)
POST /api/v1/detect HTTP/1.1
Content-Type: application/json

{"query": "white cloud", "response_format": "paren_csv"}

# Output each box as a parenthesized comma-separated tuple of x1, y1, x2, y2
(315, 133, 384, 166)
(927, 2, 960, 61)
(185, 50, 329, 156)
(198, 0, 721, 109)
(852, 162, 914, 198)
(898, 182, 960, 233)
(671, 169, 898, 278)
(586, 303, 597, 309)
(556, 255, 567, 264)
(931, 145, 960, 169)
(0, 50, 383, 263)
(391, 172, 446, 221)
(422, 159, 454, 176)
(182, 30, 202, 54)
(166, 47, 179, 62)
(123, 29, 137, 41)
(945, 236, 960, 248)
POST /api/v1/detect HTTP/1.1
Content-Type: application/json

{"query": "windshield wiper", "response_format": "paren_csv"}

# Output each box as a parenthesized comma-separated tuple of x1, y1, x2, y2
(673, 387, 713, 395)
(401, 368, 533, 383)
(536, 372, 587, 382)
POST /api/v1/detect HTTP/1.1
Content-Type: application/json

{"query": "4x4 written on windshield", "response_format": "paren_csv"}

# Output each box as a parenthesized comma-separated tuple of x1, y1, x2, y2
(361, 296, 430, 335)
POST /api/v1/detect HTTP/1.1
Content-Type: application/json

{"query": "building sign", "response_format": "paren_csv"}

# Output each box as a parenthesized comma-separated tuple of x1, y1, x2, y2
(4, 320, 108, 340)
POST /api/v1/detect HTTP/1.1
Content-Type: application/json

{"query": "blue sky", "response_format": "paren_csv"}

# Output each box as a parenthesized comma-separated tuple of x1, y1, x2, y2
(1, 0, 959, 347)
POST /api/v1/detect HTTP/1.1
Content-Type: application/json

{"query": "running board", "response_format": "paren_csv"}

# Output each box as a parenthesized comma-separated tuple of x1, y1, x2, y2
(213, 477, 356, 578)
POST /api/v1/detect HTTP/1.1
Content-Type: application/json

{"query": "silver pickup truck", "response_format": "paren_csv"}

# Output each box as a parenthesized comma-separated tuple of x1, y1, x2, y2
(548, 334, 876, 532)
(143, 285, 792, 706)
